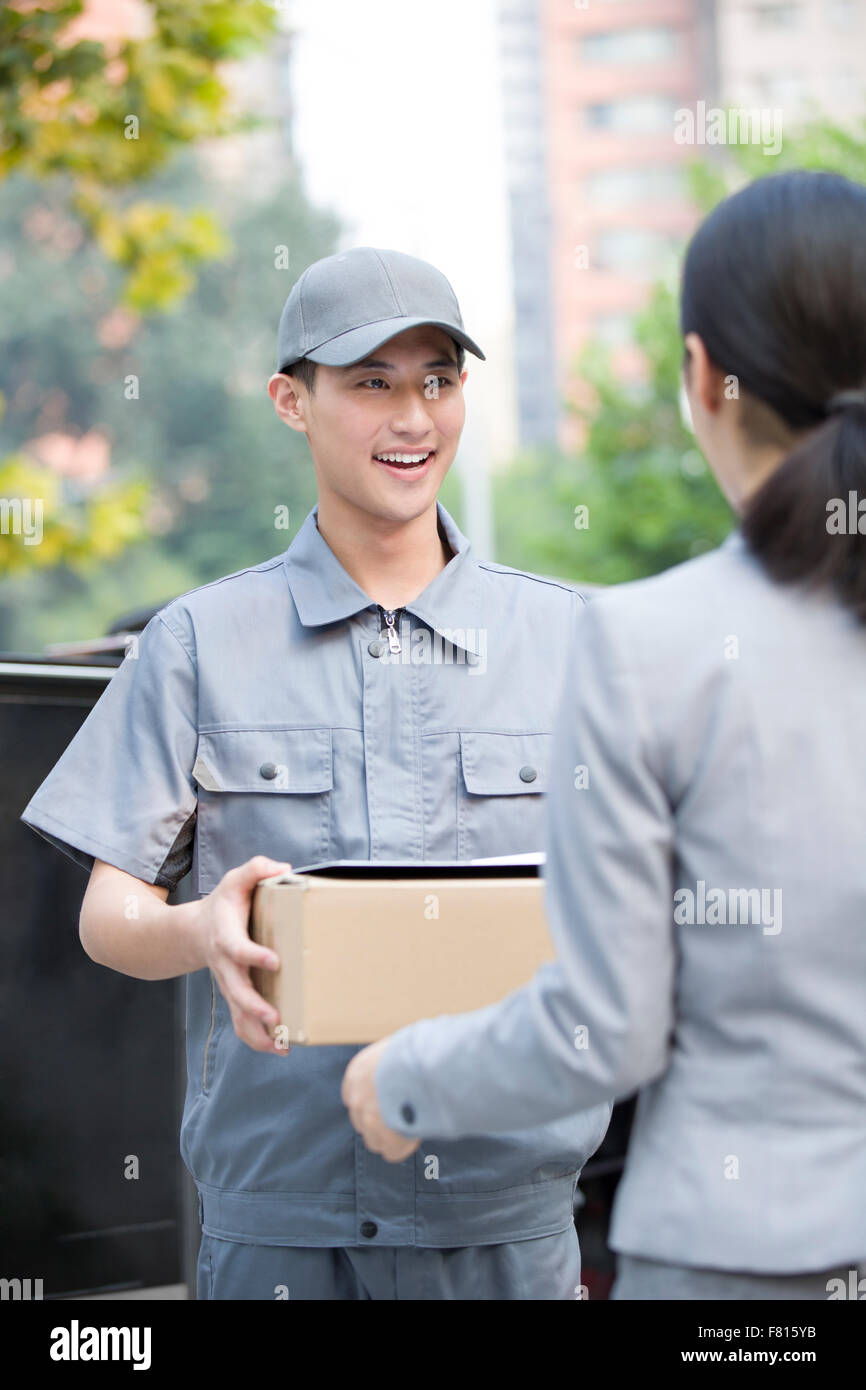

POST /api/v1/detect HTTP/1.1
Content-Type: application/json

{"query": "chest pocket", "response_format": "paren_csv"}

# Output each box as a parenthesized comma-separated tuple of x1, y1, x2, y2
(457, 730, 552, 861)
(192, 726, 333, 894)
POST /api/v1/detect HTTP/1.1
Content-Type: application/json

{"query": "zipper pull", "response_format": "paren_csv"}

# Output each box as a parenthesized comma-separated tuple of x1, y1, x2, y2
(380, 607, 402, 654)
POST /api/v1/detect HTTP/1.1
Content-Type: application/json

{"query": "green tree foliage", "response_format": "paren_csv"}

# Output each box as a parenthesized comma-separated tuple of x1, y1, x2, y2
(494, 282, 729, 587)
(0, 0, 281, 609)
(0, 157, 340, 646)
(0, 0, 273, 268)
(0, 0, 275, 308)
(0, 2, 346, 648)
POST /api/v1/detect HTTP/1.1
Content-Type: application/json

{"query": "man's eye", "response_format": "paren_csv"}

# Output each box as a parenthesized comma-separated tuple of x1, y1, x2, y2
(360, 378, 388, 389)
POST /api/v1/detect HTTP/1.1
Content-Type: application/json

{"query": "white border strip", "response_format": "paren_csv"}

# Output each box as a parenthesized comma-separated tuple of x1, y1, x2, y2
(0, 662, 114, 681)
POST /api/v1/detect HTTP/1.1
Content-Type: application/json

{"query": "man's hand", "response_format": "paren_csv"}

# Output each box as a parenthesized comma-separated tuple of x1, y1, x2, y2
(341, 1038, 421, 1162)
(195, 855, 292, 1055)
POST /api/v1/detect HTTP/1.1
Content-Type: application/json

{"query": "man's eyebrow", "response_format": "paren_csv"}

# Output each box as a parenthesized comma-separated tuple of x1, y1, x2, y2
(346, 355, 459, 371)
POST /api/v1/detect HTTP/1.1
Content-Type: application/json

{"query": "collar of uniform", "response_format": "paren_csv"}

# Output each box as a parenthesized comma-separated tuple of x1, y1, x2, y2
(283, 502, 483, 655)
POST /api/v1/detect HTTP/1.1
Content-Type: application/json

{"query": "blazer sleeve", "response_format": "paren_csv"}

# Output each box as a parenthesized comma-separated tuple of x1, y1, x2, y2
(375, 594, 678, 1138)
(19, 608, 199, 891)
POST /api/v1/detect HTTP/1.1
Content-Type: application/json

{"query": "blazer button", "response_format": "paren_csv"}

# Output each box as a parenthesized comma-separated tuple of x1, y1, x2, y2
(259, 762, 278, 780)
(401, 1103, 416, 1124)
(368, 640, 384, 658)
(360, 1220, 378, 1239)
(519, 765, 537, 783)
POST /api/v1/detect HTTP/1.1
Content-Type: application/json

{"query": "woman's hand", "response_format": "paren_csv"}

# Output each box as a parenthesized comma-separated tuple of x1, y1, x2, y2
(342, 1038, 421, 1162)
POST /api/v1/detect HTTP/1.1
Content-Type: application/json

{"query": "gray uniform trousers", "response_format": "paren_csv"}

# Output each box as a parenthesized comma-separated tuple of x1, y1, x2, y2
(197, 1225, 582, 1300)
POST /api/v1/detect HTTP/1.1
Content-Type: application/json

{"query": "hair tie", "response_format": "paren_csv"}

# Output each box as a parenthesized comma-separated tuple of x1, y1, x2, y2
(826, 389, 866, 414)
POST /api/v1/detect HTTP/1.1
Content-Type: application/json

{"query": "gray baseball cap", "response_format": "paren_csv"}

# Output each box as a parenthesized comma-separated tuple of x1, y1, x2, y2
(276, 246, 486, 370)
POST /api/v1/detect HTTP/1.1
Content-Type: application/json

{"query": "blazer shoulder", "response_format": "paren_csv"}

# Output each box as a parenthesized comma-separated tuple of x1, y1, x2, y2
(593, 540, 752, 616)
(572, 542, 764, 679)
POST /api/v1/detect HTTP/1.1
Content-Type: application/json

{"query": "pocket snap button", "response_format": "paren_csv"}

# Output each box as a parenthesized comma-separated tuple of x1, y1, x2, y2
(519, 765, 537, 783)
(259, 762, 278, 780)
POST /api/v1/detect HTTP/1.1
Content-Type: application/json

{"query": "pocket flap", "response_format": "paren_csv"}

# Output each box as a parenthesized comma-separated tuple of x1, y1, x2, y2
(193, 727, 333, 793)
(459, 731, 551, 795)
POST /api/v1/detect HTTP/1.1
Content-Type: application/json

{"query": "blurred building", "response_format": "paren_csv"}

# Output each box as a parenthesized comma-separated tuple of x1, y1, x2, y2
(546, 0, 712, 439)
(499, 0, 712, 449)
(497, 0, 561, 448)
(715, 0, 866, 119)
(196, 19, 296, 200)
(498, 0, 865, 451)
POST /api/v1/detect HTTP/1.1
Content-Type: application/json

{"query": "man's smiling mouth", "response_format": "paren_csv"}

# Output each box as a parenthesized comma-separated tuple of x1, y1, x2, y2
(373, 450, 434, 471)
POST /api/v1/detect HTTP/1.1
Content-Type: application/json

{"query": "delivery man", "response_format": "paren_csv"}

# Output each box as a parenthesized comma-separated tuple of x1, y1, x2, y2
(20, 246, 611, 1301)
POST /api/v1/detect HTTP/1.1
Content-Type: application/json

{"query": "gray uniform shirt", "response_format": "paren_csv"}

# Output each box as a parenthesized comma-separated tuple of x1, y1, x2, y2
(376, 532, 866, 1272)
(20, 502, 611, 1247)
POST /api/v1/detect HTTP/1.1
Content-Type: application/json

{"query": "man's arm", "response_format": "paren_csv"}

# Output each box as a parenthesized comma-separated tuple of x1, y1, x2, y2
(79, 854, 293, 1054)
(80, 859, 202, 980)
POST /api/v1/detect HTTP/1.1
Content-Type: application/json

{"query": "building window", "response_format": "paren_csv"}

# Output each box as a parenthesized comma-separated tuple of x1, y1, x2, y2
(579, 27, 679, 64)
(751, 2, 802, 28)
(583, 95, 680, 133)
(584, 165, 684, 206)
(827, 0, 858, 27)
(593, 226, 677, 273)
(753, 72, 808, 104)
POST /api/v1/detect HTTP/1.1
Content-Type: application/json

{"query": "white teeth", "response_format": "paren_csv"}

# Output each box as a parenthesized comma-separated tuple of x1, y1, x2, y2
(375, 452, 431, 464)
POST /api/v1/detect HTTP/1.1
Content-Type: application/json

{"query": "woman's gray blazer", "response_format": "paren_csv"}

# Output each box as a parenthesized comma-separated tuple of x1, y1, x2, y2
(375, 531, 866, 1273)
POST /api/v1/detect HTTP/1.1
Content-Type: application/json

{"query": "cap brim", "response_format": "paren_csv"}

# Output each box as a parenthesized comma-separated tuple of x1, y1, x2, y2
(304, 317, 486, 365)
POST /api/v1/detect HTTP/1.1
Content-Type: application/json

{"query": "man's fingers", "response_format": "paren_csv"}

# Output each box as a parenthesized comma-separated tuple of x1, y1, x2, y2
(224, 855, 292, 900)
(218, 960, 280, 1033)
(231, 937, 280, 972)
(226, 990, 287, 1053)
(232, 1010, 279, 1053)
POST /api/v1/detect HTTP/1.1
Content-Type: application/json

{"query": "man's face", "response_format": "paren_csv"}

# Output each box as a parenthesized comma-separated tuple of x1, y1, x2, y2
(269, 324, 468, 527)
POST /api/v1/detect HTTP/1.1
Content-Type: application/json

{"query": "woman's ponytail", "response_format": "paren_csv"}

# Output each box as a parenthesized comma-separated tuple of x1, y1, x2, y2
(742, 393, 866, 622)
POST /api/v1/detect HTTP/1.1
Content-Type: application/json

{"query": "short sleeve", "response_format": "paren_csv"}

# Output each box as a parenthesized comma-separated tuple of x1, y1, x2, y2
(19, 608, 198, 891)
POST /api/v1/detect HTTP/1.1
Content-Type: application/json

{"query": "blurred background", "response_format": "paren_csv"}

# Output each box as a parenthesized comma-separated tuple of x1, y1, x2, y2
(1, 0, 864, 1300)
(1, 0, 864, 651)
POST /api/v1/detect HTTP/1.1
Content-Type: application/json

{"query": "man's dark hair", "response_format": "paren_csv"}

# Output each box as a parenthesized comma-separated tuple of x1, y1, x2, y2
(279, 356, 318, 393)
(279, 339, 466, 395)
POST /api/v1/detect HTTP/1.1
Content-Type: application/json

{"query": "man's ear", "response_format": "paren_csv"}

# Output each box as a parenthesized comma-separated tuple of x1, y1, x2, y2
(682, 332, 725, 417)
(460, 368, 468, 387)
(268, 373, 309, 435)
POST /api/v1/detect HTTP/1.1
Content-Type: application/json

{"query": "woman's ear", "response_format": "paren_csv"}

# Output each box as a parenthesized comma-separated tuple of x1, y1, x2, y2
(683, 332, 725, 417)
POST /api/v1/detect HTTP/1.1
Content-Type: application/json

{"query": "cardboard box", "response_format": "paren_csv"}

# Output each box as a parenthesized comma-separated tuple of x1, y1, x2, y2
(250, 858, 554, 1044)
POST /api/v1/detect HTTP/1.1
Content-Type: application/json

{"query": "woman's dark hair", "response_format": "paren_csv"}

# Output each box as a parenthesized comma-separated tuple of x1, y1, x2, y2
(279, 340, 467, 395)
(680, 170, 866, 622)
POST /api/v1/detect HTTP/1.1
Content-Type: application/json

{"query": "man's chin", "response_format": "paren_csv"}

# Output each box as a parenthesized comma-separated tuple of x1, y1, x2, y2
(367, 473, 449, 523)
(369, 492, 440, 527)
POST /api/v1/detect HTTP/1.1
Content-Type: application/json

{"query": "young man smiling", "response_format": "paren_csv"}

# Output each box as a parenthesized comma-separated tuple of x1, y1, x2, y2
(21, 247, 611, 1301)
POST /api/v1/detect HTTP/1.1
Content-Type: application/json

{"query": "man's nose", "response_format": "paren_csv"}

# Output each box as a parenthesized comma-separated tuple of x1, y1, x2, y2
(389, 390, 436, 435)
